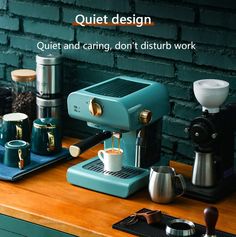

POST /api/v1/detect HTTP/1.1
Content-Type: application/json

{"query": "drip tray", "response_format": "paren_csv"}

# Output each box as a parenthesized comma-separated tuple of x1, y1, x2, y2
(83, 159, 144, 179)
(67, 157, 150, 198)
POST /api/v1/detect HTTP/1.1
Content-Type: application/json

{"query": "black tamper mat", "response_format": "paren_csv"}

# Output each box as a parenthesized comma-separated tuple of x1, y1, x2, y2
(112, 208, 235, 237)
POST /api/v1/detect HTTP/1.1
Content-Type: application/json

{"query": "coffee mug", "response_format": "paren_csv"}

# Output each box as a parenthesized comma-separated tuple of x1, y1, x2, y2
(3, 140, 30, 169)
(31, 118, 62, 155)
(149, 166, 186, 204)
(98, 148, 123, 172)
(0, 113, 30, 146)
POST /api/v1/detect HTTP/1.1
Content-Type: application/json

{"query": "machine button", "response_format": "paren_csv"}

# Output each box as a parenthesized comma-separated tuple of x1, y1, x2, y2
(195, 132, 199, 137)
(89, 98, 103, 116)
(184, 127, 189, 133)
(211, 133, 217, 139)
(139, 109, 152, 124)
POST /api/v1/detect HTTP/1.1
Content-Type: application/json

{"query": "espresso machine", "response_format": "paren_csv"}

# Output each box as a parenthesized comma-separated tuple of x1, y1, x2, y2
(67, 76, 169, 197)
(185, 79, 236, 202)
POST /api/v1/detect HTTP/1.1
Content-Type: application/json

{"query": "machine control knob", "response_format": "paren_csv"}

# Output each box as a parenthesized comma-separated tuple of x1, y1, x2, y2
(89, 98, 103, 117)
(139, 109, 152, 124)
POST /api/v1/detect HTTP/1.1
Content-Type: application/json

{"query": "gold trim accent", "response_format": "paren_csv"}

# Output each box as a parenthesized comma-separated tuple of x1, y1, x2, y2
(18, 149, 24, 169)
(33, 123, 56, 129)
(16, 125, 23, 139)
(139, 109, 152, 124)
(89, 98, 103, 117)
(47, 132, 55, 152)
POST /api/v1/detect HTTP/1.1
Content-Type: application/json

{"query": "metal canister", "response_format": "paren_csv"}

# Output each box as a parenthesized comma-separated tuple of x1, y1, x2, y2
(36, 54, 62, 99)
(36, 97, 62, 119)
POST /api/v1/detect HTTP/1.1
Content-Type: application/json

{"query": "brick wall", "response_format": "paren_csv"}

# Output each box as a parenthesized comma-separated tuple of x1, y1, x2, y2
(0, 0, 236, 165)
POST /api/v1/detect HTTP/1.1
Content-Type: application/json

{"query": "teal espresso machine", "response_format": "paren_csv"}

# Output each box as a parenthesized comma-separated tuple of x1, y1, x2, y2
(67, 76, 169, 197)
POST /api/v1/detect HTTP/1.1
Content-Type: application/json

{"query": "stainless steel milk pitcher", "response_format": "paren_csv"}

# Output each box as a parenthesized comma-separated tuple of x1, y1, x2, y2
(149, 166, 186, 204)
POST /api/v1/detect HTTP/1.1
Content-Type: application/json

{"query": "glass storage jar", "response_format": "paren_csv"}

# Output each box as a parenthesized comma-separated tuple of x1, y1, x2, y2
(0, 87, 12, 116)
(11, 69, 36, 126)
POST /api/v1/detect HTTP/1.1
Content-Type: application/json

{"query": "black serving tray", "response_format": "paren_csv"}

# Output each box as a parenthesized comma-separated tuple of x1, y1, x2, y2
(112, 208, 235, 237)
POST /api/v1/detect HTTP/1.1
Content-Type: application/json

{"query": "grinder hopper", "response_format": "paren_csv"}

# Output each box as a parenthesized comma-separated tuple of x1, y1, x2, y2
(194, 79, 229, 113)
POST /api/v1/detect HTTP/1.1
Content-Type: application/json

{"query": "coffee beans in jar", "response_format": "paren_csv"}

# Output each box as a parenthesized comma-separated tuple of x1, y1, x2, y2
(11, 69, 36, 127)
(0, 87, 12, 116)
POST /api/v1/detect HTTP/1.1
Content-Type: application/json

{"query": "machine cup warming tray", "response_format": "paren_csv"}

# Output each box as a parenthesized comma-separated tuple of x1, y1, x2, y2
(85, 78, 148, 98)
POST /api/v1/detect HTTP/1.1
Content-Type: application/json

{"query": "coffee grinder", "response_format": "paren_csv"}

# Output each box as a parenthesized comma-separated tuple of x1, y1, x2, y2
(185, 79, 236, 202)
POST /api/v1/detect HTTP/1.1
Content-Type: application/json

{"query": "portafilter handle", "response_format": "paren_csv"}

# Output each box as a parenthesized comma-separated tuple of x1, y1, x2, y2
(203, 206, 219, 237)
(69, 131, 112, 157)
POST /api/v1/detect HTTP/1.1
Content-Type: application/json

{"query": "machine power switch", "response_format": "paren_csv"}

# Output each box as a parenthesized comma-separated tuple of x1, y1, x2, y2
(139, 109, 152, 124)
(89, 98, 103, 116)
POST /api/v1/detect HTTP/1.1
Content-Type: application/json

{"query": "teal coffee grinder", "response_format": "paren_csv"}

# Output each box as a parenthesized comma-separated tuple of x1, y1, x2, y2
(67, 76, 169, 197)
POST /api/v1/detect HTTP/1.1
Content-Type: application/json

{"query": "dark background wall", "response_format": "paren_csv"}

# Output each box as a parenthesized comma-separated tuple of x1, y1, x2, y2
(0, 0, 236, 166)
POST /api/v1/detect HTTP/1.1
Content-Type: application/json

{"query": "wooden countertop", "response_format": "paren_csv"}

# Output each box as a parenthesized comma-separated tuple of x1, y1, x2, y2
(0, 137, 236, 237)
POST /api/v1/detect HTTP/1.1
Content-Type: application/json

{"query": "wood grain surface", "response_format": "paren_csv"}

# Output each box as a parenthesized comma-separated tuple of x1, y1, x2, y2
(0, 137, 235, 236)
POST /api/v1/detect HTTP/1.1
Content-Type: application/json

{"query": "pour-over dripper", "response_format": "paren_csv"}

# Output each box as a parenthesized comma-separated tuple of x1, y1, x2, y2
(193, 79, 229, 113)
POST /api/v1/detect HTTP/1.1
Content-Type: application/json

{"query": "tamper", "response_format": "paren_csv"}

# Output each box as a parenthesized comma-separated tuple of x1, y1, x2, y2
(203, 206, 219, 237)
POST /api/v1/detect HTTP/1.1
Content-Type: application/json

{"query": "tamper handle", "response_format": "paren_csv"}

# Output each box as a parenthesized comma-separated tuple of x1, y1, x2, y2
(204, 206, 218, 236)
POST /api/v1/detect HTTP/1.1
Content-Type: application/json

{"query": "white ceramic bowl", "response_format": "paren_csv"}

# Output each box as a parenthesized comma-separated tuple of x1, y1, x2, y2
(193, 79, 229, 113)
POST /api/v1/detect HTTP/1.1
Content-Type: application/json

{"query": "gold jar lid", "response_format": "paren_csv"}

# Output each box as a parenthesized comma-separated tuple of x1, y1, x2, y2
(11, 69, 36, 82)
